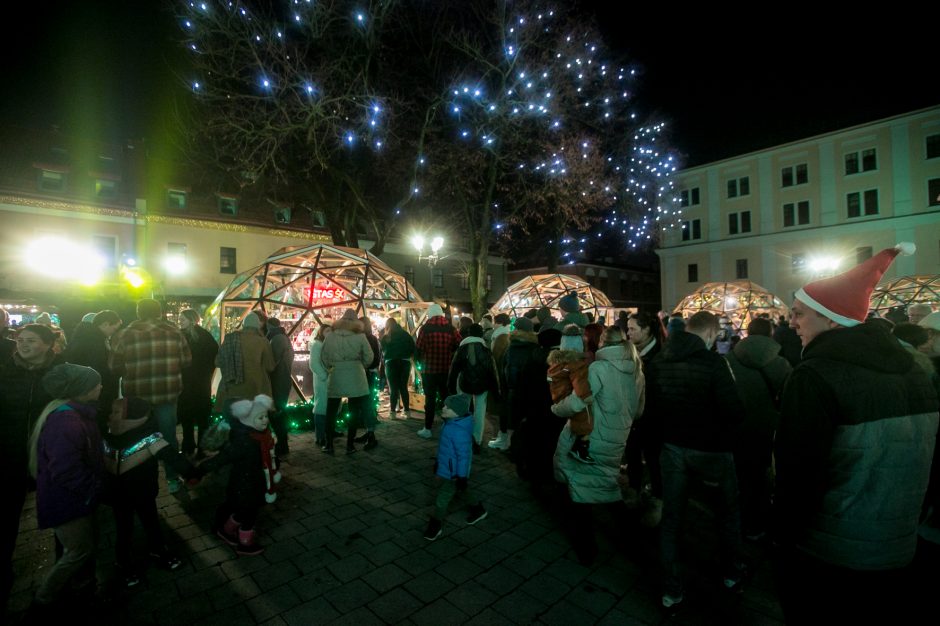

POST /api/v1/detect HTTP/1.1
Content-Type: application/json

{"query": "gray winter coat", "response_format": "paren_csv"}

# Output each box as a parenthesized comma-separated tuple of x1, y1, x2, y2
(553, 343, 645, 503)
(320, 319, 373, 398)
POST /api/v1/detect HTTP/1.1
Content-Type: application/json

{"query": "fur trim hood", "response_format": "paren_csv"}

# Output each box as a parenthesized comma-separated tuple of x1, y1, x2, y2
(509, 329, 538, 344)
(547, 348, 587, 366)
(332, 318, 364, 334)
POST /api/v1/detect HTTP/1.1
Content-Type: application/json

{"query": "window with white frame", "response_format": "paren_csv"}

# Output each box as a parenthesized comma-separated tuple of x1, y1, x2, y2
(220, 247, 237, 274)
(844, 148, 877, 175)
(679, 187, 701, 207)
(166, 189, 187, 210)
(926, 134, 940, 160)
(847, 189, 879, 218)
(728, 211, 752, 235)
(928, 178, 940, 207)
(727, 176, 750, 198)
(735, 258, 748, 280)
(218, 195, 238, 216)
(781, 163, 808, 187)
(681, 218, 702, 241)
(783, 201, 810, 227)
(38, 170, 66, 192)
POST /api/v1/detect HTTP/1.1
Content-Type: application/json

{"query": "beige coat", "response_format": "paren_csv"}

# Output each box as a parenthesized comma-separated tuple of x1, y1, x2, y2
(215, 330, 275, 407)
(321, 318, 374, 398)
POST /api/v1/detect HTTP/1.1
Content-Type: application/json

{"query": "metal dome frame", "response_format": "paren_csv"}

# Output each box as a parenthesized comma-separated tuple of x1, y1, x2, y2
(869, 274, 940, 314)
(672, 280, 789, 332)
(490, 274, 614, 321)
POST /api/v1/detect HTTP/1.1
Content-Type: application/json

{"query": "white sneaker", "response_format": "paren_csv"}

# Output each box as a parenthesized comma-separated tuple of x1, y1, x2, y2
(487, 432, 509, 450)
(416, 428, 432, 439)
(403, 410, 412, 419)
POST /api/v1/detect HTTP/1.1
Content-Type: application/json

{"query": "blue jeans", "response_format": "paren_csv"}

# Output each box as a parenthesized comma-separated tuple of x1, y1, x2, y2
(660, 443, 742, 596)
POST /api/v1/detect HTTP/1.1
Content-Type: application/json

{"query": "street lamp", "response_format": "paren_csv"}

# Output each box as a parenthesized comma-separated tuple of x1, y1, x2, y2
(412, 234, 445, 301)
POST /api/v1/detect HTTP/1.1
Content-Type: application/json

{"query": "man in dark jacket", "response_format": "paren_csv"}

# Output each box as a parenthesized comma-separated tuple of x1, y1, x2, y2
(775, 244, 939, 623)
(266, 318, 295, 456)
(645, 311, 747, 611)
(447, 324, 499, 452)
(415, 304, 460, 438)
(772, 315, 802, 367)
(724, 317, 790, 540)
(63, 310, 123, 429)
(490, 316, 539, 451)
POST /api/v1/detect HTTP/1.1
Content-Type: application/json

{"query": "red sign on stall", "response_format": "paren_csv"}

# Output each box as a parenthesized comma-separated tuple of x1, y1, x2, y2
(303, 283, 347, 303)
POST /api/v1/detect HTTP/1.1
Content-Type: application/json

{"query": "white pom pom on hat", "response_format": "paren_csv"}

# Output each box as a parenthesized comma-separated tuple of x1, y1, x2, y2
(795, 242, 915, 327)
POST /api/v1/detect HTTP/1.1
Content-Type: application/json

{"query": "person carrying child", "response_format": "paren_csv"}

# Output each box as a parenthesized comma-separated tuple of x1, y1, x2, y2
(200, 394, 280, 556)
(547, 324, 595, 464)
(424, 393, 488, 541)
(104, 396, 202, 587)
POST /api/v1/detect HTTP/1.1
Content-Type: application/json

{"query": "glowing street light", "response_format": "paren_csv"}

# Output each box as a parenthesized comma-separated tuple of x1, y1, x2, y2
(411, 233, 445, 300)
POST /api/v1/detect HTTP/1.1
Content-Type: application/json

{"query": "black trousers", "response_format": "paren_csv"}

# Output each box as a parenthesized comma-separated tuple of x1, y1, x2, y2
(624, 417, 662, 498)
(325, 395, 369, 448)
(422, 372, 448, 429)
(114, 492, 165, 568)
(386, 359, 411, 412)
(0, 477, 27, 605)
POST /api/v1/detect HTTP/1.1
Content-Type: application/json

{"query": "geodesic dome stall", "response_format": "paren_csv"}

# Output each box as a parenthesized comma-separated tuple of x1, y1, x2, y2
(490, 274, 614, 322)
(672, 281, 789, 332)
(205, 243, 425, 401)
(869, 275, 940, 315)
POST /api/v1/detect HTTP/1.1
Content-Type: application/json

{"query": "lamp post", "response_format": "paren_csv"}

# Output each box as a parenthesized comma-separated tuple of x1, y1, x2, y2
(411, 234, 444, 301)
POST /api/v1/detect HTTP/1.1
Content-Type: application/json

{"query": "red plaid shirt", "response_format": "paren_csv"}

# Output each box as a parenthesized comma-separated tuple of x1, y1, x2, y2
(416, 317, 460, 374)
(110, 319, 193, 405)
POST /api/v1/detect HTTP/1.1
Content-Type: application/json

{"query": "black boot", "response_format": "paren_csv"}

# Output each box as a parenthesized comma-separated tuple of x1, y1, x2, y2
(346, 428, 358, 454)
(364, 431, 378, 451)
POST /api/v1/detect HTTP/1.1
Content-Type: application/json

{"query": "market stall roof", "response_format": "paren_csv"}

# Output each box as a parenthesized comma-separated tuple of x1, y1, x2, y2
(672, 280, 789, 332)
(205, 243, 426, 342)
(869, 274, 940, 313)
(490, 273, 613, 320)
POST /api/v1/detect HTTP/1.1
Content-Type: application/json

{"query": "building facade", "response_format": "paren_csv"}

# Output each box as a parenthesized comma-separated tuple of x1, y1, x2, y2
(657, 106, 940, 311)
(0, 127, 506, 324)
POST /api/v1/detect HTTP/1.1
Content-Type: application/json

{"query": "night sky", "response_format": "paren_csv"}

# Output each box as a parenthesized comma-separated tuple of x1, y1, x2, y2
(4, 1, 937, 167)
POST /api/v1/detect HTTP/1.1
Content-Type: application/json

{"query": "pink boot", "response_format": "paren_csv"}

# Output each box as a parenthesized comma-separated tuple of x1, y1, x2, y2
(236, 527, 264, 556)
(216, 515, 239, 546)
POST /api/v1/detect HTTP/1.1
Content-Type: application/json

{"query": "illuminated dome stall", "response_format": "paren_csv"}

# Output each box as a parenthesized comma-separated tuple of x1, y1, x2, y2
(490, 274, 614, 322)
(869, 275, 940, 315)
(672, 281, 789, 332)
(205, 243, 425, 401)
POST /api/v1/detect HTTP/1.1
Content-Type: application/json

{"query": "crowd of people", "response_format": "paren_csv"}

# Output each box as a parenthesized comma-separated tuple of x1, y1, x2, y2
(1, 241, 939, 621)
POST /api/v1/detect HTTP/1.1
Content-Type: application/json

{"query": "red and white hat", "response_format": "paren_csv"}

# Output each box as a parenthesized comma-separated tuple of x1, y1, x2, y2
(794, 242, 915, 327)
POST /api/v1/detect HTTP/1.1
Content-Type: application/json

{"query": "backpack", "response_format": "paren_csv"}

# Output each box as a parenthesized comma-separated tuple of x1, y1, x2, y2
(458, 343, 496, 395)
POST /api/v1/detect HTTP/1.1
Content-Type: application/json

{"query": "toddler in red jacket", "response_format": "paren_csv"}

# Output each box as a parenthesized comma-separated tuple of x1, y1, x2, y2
(547, 325, 595, 464)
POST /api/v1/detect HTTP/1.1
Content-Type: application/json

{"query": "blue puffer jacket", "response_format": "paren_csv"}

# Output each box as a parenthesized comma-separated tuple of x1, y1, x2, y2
(436, 413, 474, 480)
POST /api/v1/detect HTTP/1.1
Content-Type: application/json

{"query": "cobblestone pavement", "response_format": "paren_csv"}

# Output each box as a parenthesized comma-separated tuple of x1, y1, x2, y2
(7, 408, 784, 625)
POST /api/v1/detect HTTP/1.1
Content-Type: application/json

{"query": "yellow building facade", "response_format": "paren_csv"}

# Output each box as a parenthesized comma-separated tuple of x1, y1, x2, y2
(657, 106, 940, 312)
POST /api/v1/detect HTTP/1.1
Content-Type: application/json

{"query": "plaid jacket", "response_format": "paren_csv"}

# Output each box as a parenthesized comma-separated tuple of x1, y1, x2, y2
(110, 319, 193, 405)
(416, 316, 460, 374)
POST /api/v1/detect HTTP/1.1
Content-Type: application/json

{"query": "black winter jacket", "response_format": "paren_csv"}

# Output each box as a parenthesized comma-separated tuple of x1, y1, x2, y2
(0, 351, 63, 478)
(201, 419, 266, 510)
(63, 322, 119, 421)
(645, 330, 745, 452)
(448, 337, 499, 396)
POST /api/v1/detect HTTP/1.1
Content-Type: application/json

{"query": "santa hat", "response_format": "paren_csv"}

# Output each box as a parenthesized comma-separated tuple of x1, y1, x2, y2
(795, 242, 915, 327)
(230, 394, 274, 428)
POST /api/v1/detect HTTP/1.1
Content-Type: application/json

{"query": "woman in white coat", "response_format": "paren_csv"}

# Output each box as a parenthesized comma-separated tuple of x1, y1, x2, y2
(552, 325, 645, 564)
(308, 324, 331, 447)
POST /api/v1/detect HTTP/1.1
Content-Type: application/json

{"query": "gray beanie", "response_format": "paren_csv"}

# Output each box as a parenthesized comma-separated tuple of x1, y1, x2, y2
(43, 363, 101, 399)
(243, 312, 262, 330)
(444, 393, 472, 417)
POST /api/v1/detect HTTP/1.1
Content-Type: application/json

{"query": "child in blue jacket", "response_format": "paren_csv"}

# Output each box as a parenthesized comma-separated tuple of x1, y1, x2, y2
(424, 393, 487, 541)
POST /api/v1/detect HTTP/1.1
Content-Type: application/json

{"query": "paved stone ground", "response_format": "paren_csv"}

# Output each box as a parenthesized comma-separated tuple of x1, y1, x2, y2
(7, 406, 784, 625)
